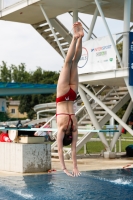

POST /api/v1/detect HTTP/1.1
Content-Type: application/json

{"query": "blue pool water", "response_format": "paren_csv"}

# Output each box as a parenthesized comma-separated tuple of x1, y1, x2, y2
(0, 168, 133, 200)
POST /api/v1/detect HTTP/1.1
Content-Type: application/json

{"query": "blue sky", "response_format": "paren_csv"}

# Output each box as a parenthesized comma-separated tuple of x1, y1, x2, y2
(0, 12, 125, 72)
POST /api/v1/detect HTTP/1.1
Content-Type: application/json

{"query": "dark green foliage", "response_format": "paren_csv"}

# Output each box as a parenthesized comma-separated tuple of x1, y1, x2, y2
(116, 42, 123, 68)
(0, 112, 9, 122)
(29, 67, 59, 84)
(116, 42, 123, 58)
(0, 61, 59, 120)
(116, 100, 130, 121)
(11, 63, 31, 83)
(0, 61, 12, 82)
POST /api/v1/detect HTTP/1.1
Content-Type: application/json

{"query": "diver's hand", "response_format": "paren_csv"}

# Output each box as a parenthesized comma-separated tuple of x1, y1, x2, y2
(63, 169, 74, 177)
(72, 168, 81, 177)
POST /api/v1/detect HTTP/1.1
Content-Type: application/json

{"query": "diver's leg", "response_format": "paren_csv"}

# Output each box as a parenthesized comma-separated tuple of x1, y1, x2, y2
(57, 22, 80, 97)
(70, 23, 84, 93)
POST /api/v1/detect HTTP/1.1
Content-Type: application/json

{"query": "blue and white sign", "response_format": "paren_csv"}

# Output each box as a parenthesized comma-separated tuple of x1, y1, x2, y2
(78, 35, 116, 74)
(129, 32, 133, 86)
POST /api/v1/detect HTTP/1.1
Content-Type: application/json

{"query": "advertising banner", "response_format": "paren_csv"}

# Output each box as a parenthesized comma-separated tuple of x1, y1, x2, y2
(129, 32, 133, 86)
(78, 35, 116, 74)
(0, 98, 6, 112)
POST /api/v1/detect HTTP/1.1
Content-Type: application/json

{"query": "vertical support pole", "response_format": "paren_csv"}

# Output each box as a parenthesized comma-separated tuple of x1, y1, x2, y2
(86, 8, 98, 41)
(0, 0, 2, 10)
(122, 0, 131, 68)
(119, 136, 121, 153)
(110, 117, 114, 126)
(37, 112, 39, 120)
(78, 86, 110, 151)
(110, 117, 115, 150)
(84, 144, 86, 154)
(0, 0, 3, 15)
(94, 0, 123, 68)
(39, 4, 66, 59)
(114, 144, 116, 153)
(73, 10, 78, 23)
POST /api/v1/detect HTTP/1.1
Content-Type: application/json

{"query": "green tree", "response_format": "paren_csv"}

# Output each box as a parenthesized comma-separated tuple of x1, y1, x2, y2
(0, 61, 12, 82)
(30, 67, 43, 83)
(11, 63, 31, 83)
(0, 112, 9, 122)
(41, 70, 59, 84)
(18, 95, 36, 119)
(116, 42, 123, 58)
(116, 100, 130, 121)
(116, 42, 123, 68)
(0, 61, 59, 120)
(18, 68, 59, 119)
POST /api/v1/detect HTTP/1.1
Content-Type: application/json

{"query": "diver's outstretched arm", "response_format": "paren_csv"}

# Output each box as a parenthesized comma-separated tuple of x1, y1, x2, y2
(71, 130, 81, 177)
(57, 128, 73, 177)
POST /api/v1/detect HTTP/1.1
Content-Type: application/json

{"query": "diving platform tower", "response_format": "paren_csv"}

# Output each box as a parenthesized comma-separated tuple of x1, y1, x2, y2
(0, 0, 133, 157)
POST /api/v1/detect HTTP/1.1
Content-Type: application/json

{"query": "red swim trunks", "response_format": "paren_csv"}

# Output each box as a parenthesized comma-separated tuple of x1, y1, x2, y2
(56, 88, 76, 103)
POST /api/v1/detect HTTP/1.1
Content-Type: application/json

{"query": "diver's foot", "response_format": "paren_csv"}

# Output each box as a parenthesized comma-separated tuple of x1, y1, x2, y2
(73, 22, 84, 38)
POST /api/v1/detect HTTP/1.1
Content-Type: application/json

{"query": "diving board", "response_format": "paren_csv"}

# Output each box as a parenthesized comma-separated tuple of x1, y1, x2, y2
(0, 82, 57, 96)
(0, 127, 119, 133)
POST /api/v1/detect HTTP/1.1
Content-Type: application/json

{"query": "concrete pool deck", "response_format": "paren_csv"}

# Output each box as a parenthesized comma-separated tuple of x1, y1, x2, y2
(52, 155, 133, 172)
(0, 154, 133, 176)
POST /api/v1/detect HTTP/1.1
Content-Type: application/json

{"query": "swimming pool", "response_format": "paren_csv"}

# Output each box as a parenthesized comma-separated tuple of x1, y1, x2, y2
(0, 168, 133, 200)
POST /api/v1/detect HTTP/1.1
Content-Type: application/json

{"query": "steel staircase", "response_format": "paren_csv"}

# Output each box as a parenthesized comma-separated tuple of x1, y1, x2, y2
(32, 17, 72, 57)
(32, 13, 97, 58)
(51, 86, 130, 159)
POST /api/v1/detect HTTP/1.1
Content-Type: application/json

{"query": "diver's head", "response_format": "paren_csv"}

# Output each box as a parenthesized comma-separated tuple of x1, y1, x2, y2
(63, 119, 73, 146)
